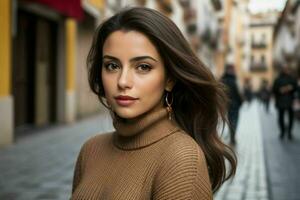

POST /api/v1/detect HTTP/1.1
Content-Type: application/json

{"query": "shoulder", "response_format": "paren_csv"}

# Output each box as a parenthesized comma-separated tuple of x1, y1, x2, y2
(291, 77, 298, 85)
(166, 131, 204, 153)
(84, 132, 112, 145)
(273, 77, 280, 87)
(153, 131, 212, 199)
(79, 132, 114, 155)
(160, 130, 207, 170)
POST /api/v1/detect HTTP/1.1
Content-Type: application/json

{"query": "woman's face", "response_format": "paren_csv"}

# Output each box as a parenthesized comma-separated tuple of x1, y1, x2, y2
(101, 30, 173, 119)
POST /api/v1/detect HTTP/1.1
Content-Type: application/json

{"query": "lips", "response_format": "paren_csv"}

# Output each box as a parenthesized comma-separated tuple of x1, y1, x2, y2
(115, 95, 138, 106)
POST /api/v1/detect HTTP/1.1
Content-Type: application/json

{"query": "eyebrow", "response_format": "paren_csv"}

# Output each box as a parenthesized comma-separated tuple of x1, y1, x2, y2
(103, 55, 158, 63)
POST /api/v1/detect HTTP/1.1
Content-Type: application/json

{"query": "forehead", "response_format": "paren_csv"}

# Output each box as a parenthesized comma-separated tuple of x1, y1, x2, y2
(102, 30, 161, 59)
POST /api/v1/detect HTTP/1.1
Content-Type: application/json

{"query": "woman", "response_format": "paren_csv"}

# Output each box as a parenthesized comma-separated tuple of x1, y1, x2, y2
(71, 7, 236, 199)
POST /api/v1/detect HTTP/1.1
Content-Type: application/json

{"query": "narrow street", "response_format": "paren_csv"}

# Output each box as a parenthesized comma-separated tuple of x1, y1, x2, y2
(215, 101, 269, 200)
(215, 100, 300, 200)
(0, 101, 299, 200)
(260, 101, 300, 200)
(0, 111, 113, 200)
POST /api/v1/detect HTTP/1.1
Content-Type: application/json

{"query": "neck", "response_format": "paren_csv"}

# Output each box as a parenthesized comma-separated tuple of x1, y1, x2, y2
(113, 107, 180, 150)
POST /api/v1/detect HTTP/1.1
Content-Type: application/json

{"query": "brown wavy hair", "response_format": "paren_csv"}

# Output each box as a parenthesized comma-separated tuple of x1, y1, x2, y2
(87, 7, 237, 192)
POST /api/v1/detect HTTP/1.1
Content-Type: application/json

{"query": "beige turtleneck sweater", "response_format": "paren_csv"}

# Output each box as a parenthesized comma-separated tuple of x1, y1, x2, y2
(71, 108, 212, 200)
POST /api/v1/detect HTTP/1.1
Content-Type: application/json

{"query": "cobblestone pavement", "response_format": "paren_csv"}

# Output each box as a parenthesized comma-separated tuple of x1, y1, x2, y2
(1, 101, 297, 200)
(259, 101, 300, 200)
(214, 100, 269, 200)
(0, 111, 114, 200)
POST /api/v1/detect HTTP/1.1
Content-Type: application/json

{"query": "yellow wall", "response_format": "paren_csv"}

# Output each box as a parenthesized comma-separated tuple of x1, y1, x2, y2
(224, 0, 233, 45)
(0, 0, 11, 97)
(87, 0, 105, 10)
(65, 19, 77, 91)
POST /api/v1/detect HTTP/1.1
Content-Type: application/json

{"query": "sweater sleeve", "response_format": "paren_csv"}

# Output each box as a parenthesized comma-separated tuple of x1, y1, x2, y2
(153, 139, 213, 200)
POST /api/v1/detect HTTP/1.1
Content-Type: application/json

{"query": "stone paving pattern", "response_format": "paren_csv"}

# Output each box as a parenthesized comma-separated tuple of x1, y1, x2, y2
(0, 111, 114, 200)
(259, 102, 300, 200)
(215, 101, 269, 200)
(0, 101, 299, 200)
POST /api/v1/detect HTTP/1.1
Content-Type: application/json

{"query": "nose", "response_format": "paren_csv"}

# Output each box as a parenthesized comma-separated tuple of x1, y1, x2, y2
(117, 68, 133, 90)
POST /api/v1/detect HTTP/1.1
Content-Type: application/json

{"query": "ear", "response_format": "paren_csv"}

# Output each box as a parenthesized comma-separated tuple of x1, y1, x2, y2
(165, 78, 176, 92)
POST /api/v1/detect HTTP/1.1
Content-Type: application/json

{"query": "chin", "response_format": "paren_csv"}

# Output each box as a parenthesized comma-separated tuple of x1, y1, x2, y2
(114, 109, 142, 120)
(112, 103, 160, 120)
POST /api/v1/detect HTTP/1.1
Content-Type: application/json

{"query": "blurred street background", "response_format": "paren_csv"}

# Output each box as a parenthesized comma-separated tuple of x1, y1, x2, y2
(0, 0, 300, 200)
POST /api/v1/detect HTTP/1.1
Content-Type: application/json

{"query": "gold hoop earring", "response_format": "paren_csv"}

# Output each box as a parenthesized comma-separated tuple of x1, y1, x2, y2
(165, 92, 173, 120)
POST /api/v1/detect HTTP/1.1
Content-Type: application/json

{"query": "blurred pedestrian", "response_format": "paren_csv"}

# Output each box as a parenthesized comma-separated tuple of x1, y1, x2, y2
(296, 76, 300, 120)
(71, 7, 236, 199)
(272, 64, 297, 140)
(295, 66, 300, 120)
(221, 64, 243, 145)
(259, 79, 271, 113)
(243, 78, 253, 104)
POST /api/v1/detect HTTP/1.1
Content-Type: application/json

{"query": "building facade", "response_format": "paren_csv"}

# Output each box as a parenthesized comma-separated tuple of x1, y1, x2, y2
(0, 0, 105, 147)
(246, 11, 278, 90)
(273, 0, 300, 77)
(0, 0, 222, 147)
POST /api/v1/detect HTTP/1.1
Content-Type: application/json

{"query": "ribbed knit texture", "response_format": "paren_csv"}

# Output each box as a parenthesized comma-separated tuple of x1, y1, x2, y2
(71, 107, 213, 199)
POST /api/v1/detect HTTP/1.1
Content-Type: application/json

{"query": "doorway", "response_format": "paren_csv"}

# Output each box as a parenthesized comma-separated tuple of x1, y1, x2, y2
(13, 10, 58, 134)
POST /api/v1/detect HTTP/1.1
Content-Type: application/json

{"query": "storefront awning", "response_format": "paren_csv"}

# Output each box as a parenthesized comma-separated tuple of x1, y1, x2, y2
(28, 0, 83, 20)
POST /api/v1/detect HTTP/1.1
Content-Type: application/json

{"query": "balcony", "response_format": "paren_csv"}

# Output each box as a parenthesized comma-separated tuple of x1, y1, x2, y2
(211, 0, 222, 11)
(250, 63, 268, 72)
(186, 23, 197, 34)
(200, 29, 218, 49)
(251, 42, 267, 49)
(157, 0, 173, 15)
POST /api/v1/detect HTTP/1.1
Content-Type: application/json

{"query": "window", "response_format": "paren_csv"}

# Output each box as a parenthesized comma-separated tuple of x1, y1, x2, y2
(261, 55, 265, 64)
(261, 33, 266, 43)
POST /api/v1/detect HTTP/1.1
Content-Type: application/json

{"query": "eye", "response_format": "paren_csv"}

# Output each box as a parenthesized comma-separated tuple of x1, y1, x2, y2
(136, 63, 152, 73)
(104, 62, 119, 71)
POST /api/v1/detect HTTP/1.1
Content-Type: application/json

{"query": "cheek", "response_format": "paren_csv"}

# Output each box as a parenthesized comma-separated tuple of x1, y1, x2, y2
(137, 73, 166, 98)
(101, 73, 114, 98)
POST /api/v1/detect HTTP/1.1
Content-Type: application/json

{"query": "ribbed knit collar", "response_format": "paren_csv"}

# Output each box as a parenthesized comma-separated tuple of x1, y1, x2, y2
(113, 107, 180, 150)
